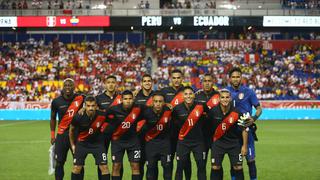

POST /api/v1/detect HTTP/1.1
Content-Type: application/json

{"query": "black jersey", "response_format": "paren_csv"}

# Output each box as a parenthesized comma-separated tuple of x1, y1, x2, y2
(207, 105, 242, 148)
(51, 93, 84, 134)
(161, 86, 184, 107)
(140, 106, 172, 141)
(172, 102, 207, 142)
(96, 92, 121, 110)
(134, 90, 154, 106)
(105, 104, 142, 141)
(71, 110, 106, 144)
(195, 89, 220, 109)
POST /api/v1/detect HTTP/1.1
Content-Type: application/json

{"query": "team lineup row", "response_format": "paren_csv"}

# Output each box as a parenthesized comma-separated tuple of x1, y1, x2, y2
(50, 68, 262, 180)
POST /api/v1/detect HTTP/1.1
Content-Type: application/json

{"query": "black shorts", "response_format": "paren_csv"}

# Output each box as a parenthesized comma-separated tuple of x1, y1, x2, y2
(145, 139, 171, 164)
(176, 140, 206, 161)
(55, 132, 71, 163)
(111, 138, 141, 163)
(211, 143, 243, 167)
(73, 142, 107, 165)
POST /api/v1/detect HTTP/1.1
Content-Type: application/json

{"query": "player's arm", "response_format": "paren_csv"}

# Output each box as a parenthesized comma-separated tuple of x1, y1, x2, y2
(69, 124, 76, 154)
(249, 90, 263, 125)
(50, 101, 57, 145)
(253, 105, 262, 121)
(241, 128, 248, 156)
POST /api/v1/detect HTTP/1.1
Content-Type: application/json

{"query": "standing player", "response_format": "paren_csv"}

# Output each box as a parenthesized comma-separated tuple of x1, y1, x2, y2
(138, 91, 172, 180)
(172, 86, 207, 180)
(69, 96, 110, 180)
(134, 74, 154, 180)
(96, 75, 122, 179)
(195, 74, 220, 161)
(161, 69, 192, 180)
(208, 89, 248, 180)
(104, 90, 142, 180)
(50, 78, 84, 180)
(227, 67, 262, 180)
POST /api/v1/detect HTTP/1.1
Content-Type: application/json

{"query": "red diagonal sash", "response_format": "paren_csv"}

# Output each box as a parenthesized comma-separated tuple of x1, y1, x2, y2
(111, 95, 122, 107)
(112, 107, 141, 140)
(178, 105, 204, 140)
(146, 97, 153, 106)
(78, 115, 106, 142)
(213, 111, 239, 142)
(58, 95, 84, 134)
(207, 94, 220, 109)
(170, 92, 184, 108)
(145, 110, 172, 142)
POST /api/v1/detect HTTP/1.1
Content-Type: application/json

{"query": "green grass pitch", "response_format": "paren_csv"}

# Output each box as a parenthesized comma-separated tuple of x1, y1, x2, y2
(0, 120, 319, 180)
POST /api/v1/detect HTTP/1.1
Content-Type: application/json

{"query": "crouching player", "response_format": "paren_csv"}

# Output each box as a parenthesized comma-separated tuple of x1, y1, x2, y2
(137, 91, 173, 180)
(69, 96, 110, 180)
(208, 89, 248, 180)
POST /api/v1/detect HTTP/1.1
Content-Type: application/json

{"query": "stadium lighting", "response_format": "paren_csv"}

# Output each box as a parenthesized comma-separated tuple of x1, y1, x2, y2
(131, 26, 134, 30)
(248, 26, 252, 30)
(12, 27, 16, 30)
(258, 5, 262, 8)
(92, 4, 107, 9)
(209, 26, 213, 30)
(220, 4, 237, 10)
(170, 26, 173, 30)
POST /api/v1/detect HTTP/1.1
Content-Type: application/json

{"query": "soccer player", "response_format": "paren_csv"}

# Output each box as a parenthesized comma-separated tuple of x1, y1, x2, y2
(138, 91, 172, 180)
(134, 74, 154, 180)
(227, 67, 262, 180)
(104, 90, 142, 180)
(172, 86, 207, 180)
(96, 75, 122, 179)
(134, 74, 154, 106)
(69, 96, 110, 180)
(50, 78, 84, 180)
(208, 89, 248, 180)
(195, 74, 220, 161)
(161, 69, 192, 180)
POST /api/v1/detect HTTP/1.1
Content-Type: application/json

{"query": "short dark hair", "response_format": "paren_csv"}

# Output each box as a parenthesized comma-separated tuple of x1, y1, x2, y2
(203, 73, 213, 80)
(85, 95, 96, 103)
(106, 75, 117, 81)
(171, 69, 183, 76)
(152, 91, 165, 98)
(142, 74, 152, 80)
(229, 67, 242, 77)
(183, 86, 194, 93)
(219, 88, 231, 95)
(122, 90, 133, 97)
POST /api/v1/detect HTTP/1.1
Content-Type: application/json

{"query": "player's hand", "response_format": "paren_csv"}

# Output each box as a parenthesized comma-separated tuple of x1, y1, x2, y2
(50, 137, 55, 145)
(246, 117, 255, 126)
(241, 145, 248, 156)
(71, 145, 76, 154)
(78, 107, 85, 115)
(238, 112, 251, 127)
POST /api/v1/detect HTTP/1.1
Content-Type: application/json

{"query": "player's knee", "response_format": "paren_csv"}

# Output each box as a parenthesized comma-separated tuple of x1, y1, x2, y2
(55, 161, 64, 168)
(99, 165, 109, 174)
(72, 165, 83, 174)
(130, 162, 140, 172)
(212, 165, 221, 170)
(112, 163, 122, 173)
(247, 159, 255, 163)
(233, 165, 243, 171)
(147, 161, 157, 169)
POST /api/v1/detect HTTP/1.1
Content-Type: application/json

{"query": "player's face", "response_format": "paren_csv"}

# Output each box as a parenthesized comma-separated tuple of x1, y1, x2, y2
(219, 91, 231, 107)
(171, 72, 183, 88)
(122, 94, 134, 109)
(63, 80, 75, 96)
(142, 76, 153, 91)
(230, 71, 242, 88)
(105, 78, 117, 92)
(85, 101, 97, 116)
(152, 95, 165, 112)
(202, 75, 213, 92)
(183, 89, 195, 105)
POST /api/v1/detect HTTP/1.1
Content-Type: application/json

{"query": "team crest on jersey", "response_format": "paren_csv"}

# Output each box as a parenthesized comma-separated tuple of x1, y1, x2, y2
(96, 122, 100, 128)
(238, 93, 244, 100)
(164, 117, 168, 123)
(132, 114, 136, 119)
(213, 98, 218, 105)
(229, 117, 234, 123)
